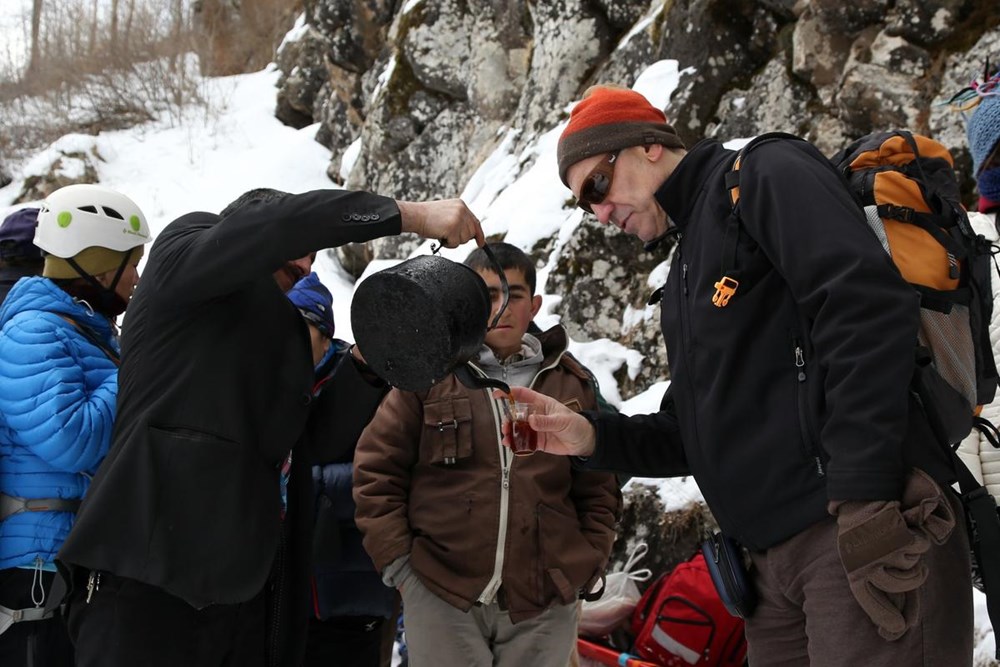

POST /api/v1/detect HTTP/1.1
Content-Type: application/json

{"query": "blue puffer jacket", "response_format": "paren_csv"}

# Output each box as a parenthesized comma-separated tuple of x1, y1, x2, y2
(0, 277, 119, 569)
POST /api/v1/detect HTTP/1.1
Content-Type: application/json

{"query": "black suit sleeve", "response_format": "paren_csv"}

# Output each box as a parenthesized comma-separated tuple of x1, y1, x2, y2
(149, 189, 402, 306)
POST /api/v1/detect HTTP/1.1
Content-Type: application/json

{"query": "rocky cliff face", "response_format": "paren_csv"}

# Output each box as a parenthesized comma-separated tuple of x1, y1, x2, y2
(274, 0, 1000, 566)
(277, 0, 1000, 394)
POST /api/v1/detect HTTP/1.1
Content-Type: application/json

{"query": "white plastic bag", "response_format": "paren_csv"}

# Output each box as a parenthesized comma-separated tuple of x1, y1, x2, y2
(579, 542, 651, 637)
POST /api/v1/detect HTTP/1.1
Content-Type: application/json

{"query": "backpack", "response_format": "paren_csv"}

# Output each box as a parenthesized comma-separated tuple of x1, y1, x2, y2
(724, 129, 1000, 659)
(724, 130, 999, 446)
(629, 552, 747, 667)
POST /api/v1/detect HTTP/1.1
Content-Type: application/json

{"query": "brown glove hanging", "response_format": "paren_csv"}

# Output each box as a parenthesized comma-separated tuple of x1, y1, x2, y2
(830, 468, 956, 642)
(900, 468, 956, 546)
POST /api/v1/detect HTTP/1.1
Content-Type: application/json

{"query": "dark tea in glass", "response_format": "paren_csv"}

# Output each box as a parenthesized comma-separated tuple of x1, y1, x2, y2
(511, 419, 537, 456)
(510, 402, 537, 456)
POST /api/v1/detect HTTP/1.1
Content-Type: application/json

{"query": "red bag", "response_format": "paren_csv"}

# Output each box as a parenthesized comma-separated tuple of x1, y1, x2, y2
(630, 552, 747, 666)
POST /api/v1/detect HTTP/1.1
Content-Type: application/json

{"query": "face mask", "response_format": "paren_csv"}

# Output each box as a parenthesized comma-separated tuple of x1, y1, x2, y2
(61, 281, 128, 319)
(98, 290, 129, 318)
(978, 167, 1000, 202)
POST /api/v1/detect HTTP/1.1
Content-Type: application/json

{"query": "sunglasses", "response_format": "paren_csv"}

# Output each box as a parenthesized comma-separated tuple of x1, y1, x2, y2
(576, 151, 620, 213)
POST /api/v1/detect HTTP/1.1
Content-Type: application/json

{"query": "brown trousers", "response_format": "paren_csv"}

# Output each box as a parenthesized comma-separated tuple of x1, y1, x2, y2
(745, 493, 972, 666)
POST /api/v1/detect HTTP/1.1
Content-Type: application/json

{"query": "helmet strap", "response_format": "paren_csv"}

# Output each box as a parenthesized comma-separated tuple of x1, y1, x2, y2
(65, 253, 131, 316)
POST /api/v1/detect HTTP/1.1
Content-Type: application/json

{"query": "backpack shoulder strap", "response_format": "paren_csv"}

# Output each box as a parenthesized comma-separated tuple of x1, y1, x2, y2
(713, 132, 807, 307)
(953, 450, 1000, 660)
(725, 132, 807, 208)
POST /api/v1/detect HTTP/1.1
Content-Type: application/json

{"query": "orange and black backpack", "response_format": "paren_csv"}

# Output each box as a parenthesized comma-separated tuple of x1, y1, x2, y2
(722, 129, 998, 445)
(723, 129, 1000, 657)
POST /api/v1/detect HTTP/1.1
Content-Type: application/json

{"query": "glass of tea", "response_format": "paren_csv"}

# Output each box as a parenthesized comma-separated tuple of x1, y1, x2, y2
(510, 402, 538, 457)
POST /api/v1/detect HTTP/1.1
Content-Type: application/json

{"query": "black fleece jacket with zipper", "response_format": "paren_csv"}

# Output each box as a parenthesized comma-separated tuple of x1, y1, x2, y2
(583, 138, 953, 551)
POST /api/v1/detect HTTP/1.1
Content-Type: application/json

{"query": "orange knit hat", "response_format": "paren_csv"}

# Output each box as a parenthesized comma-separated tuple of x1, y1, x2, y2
(557, 86, 686, 186)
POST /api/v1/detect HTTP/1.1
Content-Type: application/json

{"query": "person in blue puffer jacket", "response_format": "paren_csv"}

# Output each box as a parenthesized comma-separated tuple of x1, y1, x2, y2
(0, 184, 150, 667)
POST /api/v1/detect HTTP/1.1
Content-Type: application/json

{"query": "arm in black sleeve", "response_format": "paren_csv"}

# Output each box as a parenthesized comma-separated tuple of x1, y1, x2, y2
(578, 386, 690, 477)
(150, 189, 402, 306)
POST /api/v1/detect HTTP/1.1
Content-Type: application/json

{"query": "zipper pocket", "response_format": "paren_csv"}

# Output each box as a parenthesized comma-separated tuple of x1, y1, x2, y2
(792, 338, 824, 477)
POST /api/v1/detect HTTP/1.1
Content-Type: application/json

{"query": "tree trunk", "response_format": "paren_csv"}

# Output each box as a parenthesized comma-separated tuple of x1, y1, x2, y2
(124, 0, 135, 59)
(27, 0, 42, 74)
(171, 0, 183, 71)
(89, 0, 99, 56)
(110, 0, 120, 57)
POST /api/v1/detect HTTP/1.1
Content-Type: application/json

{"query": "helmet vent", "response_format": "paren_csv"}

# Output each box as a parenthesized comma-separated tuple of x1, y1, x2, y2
(101, 206, 124, 220)
(78, 205, 98, 214)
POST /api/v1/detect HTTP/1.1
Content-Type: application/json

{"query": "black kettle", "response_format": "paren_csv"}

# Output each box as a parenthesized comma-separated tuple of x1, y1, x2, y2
(350, 245, 511, 393)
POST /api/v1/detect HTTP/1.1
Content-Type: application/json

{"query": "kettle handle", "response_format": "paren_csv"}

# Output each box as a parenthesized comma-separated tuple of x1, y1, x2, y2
(481, 244, 509, 331)
(429, 240, 509, 331)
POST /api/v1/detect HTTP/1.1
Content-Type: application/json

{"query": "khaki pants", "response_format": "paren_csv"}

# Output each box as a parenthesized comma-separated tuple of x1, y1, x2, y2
(745, 493, 972, 666)
(400, 575, 577, 667)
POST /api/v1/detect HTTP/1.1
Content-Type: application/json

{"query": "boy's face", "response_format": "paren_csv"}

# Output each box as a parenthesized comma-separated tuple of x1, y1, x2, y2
(476, 266, 542, 361)
(307, 322, 331, 366)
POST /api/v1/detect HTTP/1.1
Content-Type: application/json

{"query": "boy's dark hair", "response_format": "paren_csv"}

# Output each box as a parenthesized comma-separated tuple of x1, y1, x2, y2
(219, 188, 290, 219)
(464, 242, 536, 293)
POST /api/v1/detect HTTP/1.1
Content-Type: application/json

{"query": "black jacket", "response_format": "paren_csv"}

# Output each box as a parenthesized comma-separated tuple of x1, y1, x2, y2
(585, 139, 951, 551)
(57, 190, 399, 651)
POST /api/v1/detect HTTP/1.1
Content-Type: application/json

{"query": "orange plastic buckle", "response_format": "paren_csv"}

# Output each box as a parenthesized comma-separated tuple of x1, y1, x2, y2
(712, 276, 739, 307)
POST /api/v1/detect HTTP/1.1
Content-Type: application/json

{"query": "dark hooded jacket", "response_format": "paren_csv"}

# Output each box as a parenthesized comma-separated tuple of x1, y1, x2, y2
(583, 138, 951, 551)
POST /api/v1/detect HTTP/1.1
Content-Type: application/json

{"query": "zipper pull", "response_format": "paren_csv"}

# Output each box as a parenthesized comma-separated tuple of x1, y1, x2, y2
(85, 571, 101, 604)
(794, 346, 806, 382)
(682, 264, 689, 296)
(502, 467, 510, 490)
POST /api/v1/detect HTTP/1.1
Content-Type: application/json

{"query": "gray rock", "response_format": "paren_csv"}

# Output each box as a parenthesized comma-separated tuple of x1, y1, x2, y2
(310, 0, 396, 73)
(608, 483, 718, 584)
(836, 30, 932, 134)
(16, 151, 99, 204)
(886, 0, 964, 45)
(712, 57, 813, 140)
(275, 25, 331, 129)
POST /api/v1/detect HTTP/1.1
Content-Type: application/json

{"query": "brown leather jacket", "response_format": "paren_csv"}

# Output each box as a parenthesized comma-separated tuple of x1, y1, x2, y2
(353, 325, 621, 623)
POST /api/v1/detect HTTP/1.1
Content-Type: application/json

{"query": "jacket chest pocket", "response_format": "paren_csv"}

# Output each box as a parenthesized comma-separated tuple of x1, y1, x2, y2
(422, 397, 474, 465)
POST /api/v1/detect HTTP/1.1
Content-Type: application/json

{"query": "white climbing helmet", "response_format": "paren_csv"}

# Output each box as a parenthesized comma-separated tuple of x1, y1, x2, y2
(34, 183, 151, 258)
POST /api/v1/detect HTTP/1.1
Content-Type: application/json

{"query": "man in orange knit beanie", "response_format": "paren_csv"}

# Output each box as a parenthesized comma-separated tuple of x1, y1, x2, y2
(507, 84, 974, 666)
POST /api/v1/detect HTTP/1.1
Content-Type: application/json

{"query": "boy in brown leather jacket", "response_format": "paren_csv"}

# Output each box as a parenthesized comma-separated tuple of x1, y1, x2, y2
(353, 242, 621, 667)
